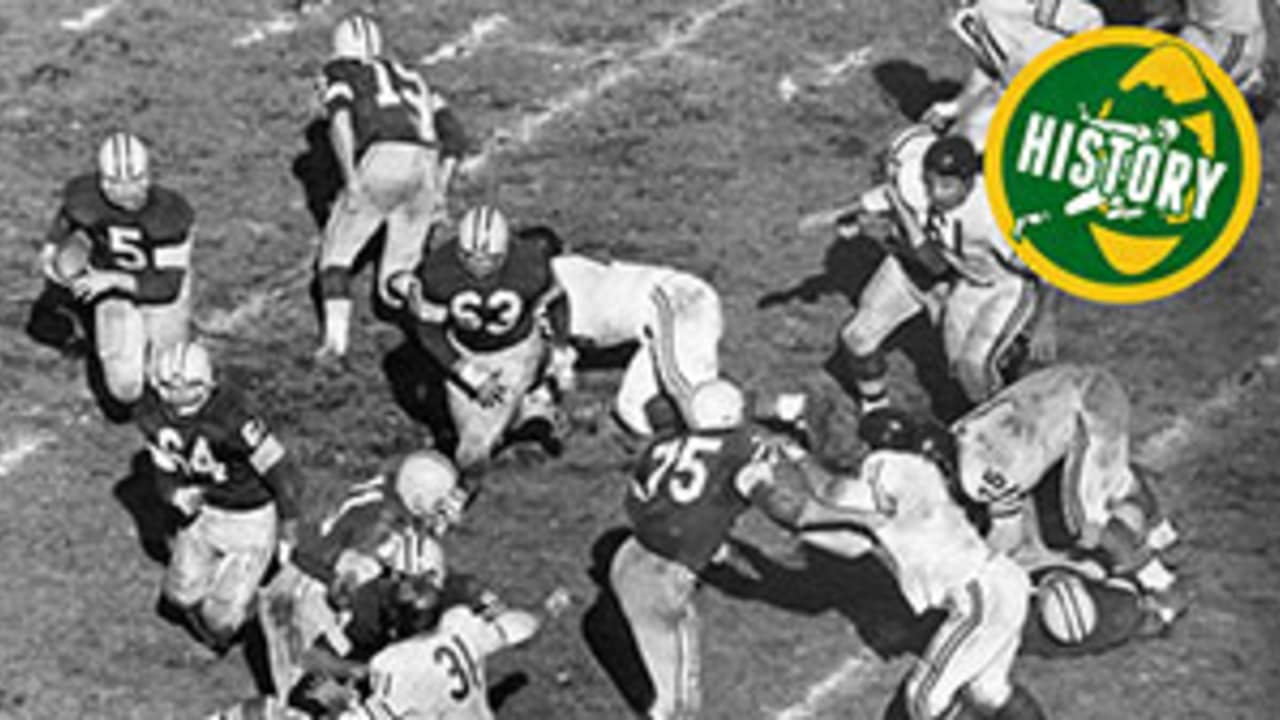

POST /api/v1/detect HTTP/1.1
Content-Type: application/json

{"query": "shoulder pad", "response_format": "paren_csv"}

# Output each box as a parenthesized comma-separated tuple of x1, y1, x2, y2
(143, 187, 195, 238)
(61, 174, 109, 226)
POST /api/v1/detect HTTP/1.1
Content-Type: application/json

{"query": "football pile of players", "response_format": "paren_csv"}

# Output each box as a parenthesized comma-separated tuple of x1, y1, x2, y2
(25, 2, 1262, 718)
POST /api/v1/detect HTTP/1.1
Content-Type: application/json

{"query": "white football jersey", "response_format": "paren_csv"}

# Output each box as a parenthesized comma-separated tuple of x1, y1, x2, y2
(551, 254, 677, 345)
(953, 0, 1103, 84)
(345, 607, 506, 720)
(854, 451, 994, 612)
(1186, 0, 1264, 34)
(924, 180, 1023, 285)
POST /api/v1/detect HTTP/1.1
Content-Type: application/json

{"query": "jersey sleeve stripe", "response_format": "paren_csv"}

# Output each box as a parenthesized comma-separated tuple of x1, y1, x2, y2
(324, 82, 355, 105)
(152, 238, 192, 270)
(249, 435, 287, 476)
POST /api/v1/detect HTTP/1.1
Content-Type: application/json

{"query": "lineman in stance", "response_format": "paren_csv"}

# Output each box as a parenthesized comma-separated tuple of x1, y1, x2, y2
(314, 12, 466, 363)
(549, 252, 723, 436)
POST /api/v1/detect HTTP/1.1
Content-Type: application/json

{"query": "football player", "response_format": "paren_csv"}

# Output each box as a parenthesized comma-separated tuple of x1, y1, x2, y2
(611, 378, 880, 719)
(829, 129, 1055, 414)
(799, 439, 1045, 719)
(943, 364, 1182, 596)
(314, 12, 468, 364)
(405, 205, 567, 471)
(259, 450, 466, 698)
(927, 0, 1104, 147)
(134, 341, 304, 653)
(1179, 0, 1269, 105)
(333, 585, 572, 719)
(33, 132, 194, 410)
(548, 252, 724, 436)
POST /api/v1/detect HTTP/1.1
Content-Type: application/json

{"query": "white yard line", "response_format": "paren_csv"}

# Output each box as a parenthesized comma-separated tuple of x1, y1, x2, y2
(231, 0, 334, 48)
(772, 653, 875, 720)
(461, 0, 756, 177)
(0, 432, 51, 479)
(204, 0, 754, 337)
(778, 45, 874, 102)
(59, 0, 122, 32)
(420, 13, 511, 65)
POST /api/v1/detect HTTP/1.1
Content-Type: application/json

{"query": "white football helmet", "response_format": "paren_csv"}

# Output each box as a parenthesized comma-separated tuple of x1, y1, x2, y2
(457, 205, 511, 278)
(687, 378, 746, 431)
(97, 132, 150, 212)
(332, 13, 382, 60)
(394, 450, 462, 532)
(148, 341, 215, 416)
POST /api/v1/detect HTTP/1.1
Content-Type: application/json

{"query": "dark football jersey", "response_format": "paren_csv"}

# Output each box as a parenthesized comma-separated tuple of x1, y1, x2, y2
(418, 234, 554, 352)
(292, 475, 420, 585)
(135, 386, 284, 512)
(58, 174, 194, 304)
(321, 57, 432, 158)
(626, 427, 757, 571)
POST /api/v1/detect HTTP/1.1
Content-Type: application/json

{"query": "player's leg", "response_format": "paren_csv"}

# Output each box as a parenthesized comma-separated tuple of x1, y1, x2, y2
(609, 537, 700, 720)
(93, 296, 147, 404)
(650, 275, 724, 418)
(315, 145, 397, 359)
(141, 275, 193, 361)
(378, 145, 443, 309)
(961, 559, 1040, 719)
(449, 335, 548, 470)
(833, 257, 926, 413)
(202, 505, 278, 645)
(946, 278, 1036, 405)
(163, 513, 223, 648)
(616, 345, 662, 436)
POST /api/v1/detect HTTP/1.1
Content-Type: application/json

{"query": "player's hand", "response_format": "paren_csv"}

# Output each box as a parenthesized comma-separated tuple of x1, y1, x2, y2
(548, 344, 579, 393)
(71, 269, 123, 302)
(473, 372, 507, 408)
(543, 586, 573, 620)
(171, 485, 206, 517)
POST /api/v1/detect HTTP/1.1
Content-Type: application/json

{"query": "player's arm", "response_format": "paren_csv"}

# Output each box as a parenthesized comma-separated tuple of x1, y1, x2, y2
(39, 208, 76, 283)
(236, 413, 304, 522)
(738, 449, 886, 534)
(430, 90, 468, 188)
(320, 69, 360, 190)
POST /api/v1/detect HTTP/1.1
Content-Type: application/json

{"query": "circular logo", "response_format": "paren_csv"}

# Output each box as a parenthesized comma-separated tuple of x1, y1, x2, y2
(985, 27, 1260, 304)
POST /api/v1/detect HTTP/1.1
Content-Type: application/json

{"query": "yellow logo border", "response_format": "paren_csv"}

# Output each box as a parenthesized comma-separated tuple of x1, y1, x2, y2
(984, 26, 1261, 305)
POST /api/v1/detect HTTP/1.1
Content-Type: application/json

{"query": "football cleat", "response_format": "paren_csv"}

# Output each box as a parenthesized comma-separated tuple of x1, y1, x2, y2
(457, 205, 511, 278)
(331, 12, 382, 59)
(687, 378, 746, 431)
(97, 132, 150, 211)
(148, 341, 215, 416)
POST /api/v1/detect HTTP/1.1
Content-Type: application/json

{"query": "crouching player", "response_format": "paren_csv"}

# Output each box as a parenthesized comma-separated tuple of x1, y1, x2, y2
(33, 132, 194, 410)
(134, 341, 303, 653)
(611, 378, 881, 719)
(258, 450, 465, 700)
(405, 205, 567, 471)
(1023, 566, 1186, 658)
(549, 252, 724, 436)
(945, 364, 1182, 597)
(800, 440, 1046, 719)
(334, 585, 572, 719)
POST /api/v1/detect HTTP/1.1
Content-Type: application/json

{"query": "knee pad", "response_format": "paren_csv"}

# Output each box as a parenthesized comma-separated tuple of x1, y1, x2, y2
(317, 266, 353, 300)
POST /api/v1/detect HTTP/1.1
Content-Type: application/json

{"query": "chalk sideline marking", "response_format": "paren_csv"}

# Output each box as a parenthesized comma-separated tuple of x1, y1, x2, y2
(60, 0, 122, 32)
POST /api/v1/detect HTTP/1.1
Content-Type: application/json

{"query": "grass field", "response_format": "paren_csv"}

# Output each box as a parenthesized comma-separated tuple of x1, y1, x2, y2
(1, 1, 1279, 718)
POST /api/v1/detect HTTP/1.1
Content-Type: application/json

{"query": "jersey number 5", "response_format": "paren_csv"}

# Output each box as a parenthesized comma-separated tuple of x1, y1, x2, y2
(637, 436, 724, 504)
(107, 226, 148, 271)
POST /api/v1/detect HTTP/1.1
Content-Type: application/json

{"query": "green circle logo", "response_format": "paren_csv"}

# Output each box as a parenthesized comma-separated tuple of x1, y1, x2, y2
(986, 27, 1260, 304)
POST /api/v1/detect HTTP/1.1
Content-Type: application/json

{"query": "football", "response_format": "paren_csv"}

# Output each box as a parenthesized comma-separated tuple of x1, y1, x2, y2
(52, 230, 93, 284)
